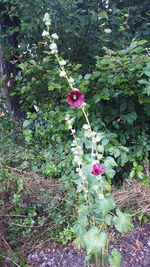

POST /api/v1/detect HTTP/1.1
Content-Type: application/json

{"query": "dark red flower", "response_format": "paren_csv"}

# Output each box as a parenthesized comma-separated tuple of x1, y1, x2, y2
(67, 90, 84, 107)
(91, 163, 104, 176)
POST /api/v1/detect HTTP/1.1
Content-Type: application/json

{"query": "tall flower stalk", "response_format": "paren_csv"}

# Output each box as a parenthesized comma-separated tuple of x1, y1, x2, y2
(42, 13, 134, 267)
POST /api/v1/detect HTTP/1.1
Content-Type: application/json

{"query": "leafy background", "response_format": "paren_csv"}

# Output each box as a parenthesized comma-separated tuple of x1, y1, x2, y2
(0, 0, 150, 266)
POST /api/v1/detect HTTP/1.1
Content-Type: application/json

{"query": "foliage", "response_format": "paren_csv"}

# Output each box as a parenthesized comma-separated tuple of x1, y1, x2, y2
(17, 40, 150, 184)
(38, 19, 135, 266)
(0, 1, 150, 266)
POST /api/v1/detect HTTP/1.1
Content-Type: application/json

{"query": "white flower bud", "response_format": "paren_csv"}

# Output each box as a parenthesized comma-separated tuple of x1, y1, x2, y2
(51, 33, 59, 39)
(51, 49, 58, 54)
(68, 77, 75, 84)
(59, 70, 66, 77)
(83, 124, 90, 130)
(50, 43, 57, 51)
(42, 30, 49, 37)
(59, 60, 66, 66)
(97, 154, 103, 160)
(98, 194, 104, 199)
(104, 28, 112, 33)
(43, 13, 51, 25)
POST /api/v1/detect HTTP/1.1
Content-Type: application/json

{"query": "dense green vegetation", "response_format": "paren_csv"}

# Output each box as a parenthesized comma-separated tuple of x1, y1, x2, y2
(0, 0, 150, 266)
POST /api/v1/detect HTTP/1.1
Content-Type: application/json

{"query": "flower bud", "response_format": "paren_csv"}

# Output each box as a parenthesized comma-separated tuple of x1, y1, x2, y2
(51, 33, 59, 39)
(59, 70, 66, 77)
(42, 30, 49, 37)
(59, 60, 66, 66)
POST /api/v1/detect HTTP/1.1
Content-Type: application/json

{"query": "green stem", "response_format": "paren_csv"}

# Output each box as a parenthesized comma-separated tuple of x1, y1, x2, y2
(81, 105, 94, 158)
(95, 254, 99, 267)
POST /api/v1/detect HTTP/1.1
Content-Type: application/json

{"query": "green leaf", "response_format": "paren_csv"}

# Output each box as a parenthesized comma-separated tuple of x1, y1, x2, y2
(130, 170, 135, 178)
(105, 214, 113, 226)
(120, 151, 128, 164)
(104, 156, 117, 178)
(17, 179, 24, 192)
(105, 168, 116, 178)
(120, 102, 127, 112)
(102, 138, 109, 147)
(137, 172, 145, 180)
(84, 74, 91, 80)
(23, 120, 31, 128)
(109, 147, 120, 158)
(113, 209, 134, 233)
(142, 86, 150, 96)
(77, 205, 88, 227)
(109, 248, 121, 267)
(72, 223, 86, 245)
(104, 156, 117, 167)
(95, 194, 116, 215)
(97, 145, 104, 153)
(98, 11, 108, 20)
(18, 63, 28, 70)
(121, 112, 137, 124)
(138, 79, 148, 84)
(83, 227, 108, 255)
(112, 121, 119, 129)
(73, 64, 82, 71)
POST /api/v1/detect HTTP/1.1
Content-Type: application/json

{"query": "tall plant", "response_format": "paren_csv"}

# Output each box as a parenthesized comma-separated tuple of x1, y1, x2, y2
(42, 13, 134, 266)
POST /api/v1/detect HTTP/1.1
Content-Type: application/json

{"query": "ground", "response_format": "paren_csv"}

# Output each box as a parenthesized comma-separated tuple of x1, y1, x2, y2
(25, 223, 150, 267)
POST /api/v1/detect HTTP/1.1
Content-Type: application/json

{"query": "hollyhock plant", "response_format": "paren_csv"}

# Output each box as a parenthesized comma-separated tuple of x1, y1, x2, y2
(67, 90, 84, 107)
(91, 163, 104, 176)
(42, 15, 134, 266)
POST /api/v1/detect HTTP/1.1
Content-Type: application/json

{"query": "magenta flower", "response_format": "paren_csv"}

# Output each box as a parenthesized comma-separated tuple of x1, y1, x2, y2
(91, 163, 104, 176)
(67, 90, 84, 107)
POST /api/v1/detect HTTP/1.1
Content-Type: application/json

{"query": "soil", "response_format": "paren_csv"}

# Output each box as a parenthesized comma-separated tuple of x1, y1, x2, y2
(26, 223, 150, 267)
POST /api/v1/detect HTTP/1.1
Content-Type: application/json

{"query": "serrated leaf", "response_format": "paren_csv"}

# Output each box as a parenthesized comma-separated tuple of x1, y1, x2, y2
(113, 209, 134, 233)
